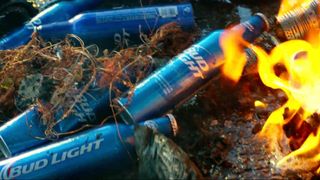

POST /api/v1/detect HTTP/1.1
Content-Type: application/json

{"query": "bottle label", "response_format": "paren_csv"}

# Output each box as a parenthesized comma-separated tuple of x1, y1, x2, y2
(74, 95, 96, 123)
(96, 10, 157, 24)
(0, 138, 104, 179)
(114, 28, 131, 48)
(158, 6, 178, 18)
(143, 120, 160, 132)
(177, 45, 210, 79)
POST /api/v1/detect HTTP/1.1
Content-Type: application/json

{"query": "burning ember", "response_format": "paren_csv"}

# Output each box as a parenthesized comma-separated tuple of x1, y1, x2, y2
(222, 0, 320, 174)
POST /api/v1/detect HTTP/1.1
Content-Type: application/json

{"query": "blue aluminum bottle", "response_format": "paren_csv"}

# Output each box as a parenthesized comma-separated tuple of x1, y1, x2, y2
(0, 115, 178, 179)
(0, 39, 169, 157)
(0, 0, 104, 50)
(0, 56, 160, 157)
(36, 3, 195, 50)
(0, 87, 112, 157)
(116, 13, 270, 124)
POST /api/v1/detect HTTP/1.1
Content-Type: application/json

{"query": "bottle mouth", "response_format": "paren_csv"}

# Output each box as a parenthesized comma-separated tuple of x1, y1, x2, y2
(116, 97, 179, 136)
(166, 114, 179, 137)
(254, 13, 270, 32)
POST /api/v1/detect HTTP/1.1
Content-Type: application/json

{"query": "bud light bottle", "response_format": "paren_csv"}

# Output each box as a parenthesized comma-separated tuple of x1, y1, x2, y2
(36, 3, 195, 50)
(0, 0, 104, 50)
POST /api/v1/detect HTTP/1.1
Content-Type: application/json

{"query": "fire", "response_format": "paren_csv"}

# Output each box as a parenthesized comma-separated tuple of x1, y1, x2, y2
(220, 26, 247, 82)
(252, 31, 320, 173)
(220, 0, 320, 173)
(278, 0, 313, 16)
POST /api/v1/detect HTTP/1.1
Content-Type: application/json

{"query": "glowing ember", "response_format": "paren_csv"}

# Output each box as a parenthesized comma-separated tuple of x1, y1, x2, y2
(254, 100, 267, 108)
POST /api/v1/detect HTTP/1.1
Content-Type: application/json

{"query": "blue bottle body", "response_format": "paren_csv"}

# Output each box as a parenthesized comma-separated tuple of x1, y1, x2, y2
(0, 87, 112, 157)
(0, 0, 104, 50)
(116, 14, 269, 123)
(0, 115, 177, 179)
(37, 3, 195, 50)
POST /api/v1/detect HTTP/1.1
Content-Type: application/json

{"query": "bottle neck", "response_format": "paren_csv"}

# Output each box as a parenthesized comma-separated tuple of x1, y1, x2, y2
(0, 26, 34, 50)
(29, 0, 103, 26)
(37, 21, 73, 40)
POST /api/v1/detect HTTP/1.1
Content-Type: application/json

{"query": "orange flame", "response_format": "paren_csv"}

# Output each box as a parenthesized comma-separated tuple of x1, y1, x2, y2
(252, 30, 320, 173)
(220, 0, 320, 173)
(278, 0, 313, 16)
(220, 26, 248, 82)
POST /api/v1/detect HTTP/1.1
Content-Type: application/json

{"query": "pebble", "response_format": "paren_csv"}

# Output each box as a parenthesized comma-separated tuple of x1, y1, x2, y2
(210, 119, 219, 126)
(251, 123, 262, 134)
(224, 120, 233, 128)
(244, 113, 254, 121)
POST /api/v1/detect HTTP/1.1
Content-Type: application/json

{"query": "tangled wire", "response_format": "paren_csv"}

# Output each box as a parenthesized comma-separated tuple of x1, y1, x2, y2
(0, 22, 196, 139)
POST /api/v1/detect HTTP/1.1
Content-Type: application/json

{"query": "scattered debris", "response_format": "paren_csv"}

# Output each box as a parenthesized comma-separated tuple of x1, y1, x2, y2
(135, 125, 204, 179)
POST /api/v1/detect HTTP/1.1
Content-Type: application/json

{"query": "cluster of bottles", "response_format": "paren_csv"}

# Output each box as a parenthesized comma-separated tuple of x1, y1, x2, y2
(1, 0, 315, 178)
(0, 0, 194, 50)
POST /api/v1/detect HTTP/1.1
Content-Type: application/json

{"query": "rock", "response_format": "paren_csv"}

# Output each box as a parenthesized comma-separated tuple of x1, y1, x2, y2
(210, 119, 219, 126)
(252, 123, 262, 134)
(224, 120, 233, 128)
